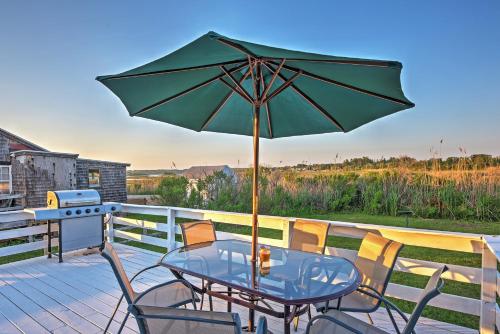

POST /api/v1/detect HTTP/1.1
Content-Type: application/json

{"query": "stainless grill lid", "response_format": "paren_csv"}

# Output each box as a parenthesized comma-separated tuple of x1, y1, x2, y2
(48, 190, 101, 208)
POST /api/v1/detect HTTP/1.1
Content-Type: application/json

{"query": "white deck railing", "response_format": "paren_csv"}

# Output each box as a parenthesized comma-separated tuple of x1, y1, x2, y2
(0, 204, 499, 333)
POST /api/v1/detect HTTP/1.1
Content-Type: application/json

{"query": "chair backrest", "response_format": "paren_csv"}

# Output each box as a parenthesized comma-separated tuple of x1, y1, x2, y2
(180, 220, 217, 246)
(402, 266, 448, 334)
(100, 242, 136, 304)
(133, 305, 242, 334)
(355, 233, 403, 307)
(289, 219, 330, 254)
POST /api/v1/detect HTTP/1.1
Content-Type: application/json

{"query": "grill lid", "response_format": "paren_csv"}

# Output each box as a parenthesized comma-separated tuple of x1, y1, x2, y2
(47, 190, 101, 208)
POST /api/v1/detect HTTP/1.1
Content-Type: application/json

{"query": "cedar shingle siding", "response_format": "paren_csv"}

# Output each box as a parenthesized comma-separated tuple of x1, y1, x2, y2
(1, 127, 129, 209)
(76, 159, 128, 203)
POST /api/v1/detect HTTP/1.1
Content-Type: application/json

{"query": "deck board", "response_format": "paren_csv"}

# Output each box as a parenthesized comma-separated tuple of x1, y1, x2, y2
(0, 243, 478, 334)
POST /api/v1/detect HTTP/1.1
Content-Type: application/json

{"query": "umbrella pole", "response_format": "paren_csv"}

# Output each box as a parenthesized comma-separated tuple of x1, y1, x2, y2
(248, 62, 261, 333)
(251, 104, 260, 271)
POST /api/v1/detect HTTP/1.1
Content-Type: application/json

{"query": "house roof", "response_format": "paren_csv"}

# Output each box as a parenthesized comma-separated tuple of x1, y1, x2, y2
(182, 165, 232, 179)
(0, 128, 48, 152)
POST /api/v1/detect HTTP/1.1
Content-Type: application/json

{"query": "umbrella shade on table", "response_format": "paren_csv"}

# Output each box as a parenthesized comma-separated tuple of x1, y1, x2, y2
(97, 32, 414, 330)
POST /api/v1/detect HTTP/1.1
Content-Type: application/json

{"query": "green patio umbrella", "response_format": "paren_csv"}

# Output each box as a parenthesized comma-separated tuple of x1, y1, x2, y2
(97, 30, 414, 296)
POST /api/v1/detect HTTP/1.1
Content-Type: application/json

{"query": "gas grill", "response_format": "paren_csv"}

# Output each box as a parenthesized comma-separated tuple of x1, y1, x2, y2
(25, 190, 121, 262)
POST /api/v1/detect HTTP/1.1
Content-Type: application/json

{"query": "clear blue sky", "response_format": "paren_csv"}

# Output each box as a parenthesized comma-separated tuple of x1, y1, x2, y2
(1, 1, 499, 169)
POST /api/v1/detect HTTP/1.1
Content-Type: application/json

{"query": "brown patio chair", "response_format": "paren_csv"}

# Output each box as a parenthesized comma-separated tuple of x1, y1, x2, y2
(180, 220, 217, 246)
(315, 232, 404, 325)
(289, 219, 331, 254)
(100, 242, 197, 334)
(305, 266, 448, 334)
(275, 219, 330, 330)
(179, 220, 218, 311)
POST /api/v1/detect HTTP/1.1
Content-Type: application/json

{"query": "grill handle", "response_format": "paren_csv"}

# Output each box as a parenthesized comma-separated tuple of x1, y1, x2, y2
(62, 200, 100, 206)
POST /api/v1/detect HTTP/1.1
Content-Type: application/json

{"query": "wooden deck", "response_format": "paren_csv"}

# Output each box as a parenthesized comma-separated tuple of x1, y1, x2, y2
(0, 243, 478, 334)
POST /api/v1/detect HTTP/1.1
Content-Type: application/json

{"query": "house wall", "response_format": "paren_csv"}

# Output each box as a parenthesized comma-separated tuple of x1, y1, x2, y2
(76, 159, 128, 203)
(11, 151, 77, 208)
(0, 136, 9, 164)
(0, 131, 46, 164)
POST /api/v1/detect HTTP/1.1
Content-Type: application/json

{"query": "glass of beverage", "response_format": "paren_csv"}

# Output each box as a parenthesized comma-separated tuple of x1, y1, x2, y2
(259, 246, 271, 267)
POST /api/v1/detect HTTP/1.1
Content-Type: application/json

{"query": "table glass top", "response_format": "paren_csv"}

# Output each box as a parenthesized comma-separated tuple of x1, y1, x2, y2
(160, 239, 360, 305)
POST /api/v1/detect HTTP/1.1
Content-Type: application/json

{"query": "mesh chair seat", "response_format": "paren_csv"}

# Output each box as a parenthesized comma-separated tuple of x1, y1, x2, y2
(136, 281, 198, 308)
(135, 305, 243, 334)
(307, 309, 388, 334)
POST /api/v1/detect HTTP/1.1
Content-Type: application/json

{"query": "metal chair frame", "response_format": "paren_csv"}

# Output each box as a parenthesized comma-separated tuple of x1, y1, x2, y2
(319, 233, 404, 318)
(100, 243, 198, 334)
(305, 266, 448, 334)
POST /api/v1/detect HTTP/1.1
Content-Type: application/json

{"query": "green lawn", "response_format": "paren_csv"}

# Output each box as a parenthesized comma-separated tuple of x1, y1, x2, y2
(1, 212, 498, 329)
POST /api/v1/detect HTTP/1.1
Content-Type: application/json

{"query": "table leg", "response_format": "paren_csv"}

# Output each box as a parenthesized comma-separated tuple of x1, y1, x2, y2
(227, 287, 232, 312)
(248, 306, 255, 332)
(284, 305, 291, 334)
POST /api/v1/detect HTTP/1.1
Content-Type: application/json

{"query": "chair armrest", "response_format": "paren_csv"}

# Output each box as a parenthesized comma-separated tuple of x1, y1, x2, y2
(305, 314, 363, 334)
(130, 264, 161, 283)
(357, 284, 409, 322)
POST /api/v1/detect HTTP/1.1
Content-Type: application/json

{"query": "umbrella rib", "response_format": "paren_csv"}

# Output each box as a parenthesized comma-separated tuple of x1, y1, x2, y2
(216, 38, 258, 58)
(261, 58, 285, 101)
(220, 66, 254, 102)
(248, 56, 257, 99)
(219, 78, 253, 104)
(98, 59, 247, 81)
(201, 66, 253, 131)
(132, 62, 248, 116)
(263, 62, 346, 132)
(264, 57, 398, 68)
(261, 74, 273, 138)
(268, 60, 414, 107)
(262, 70, 301, 104)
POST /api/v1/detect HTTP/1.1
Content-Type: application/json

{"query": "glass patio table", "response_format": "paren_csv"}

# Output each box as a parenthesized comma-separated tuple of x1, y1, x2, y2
(160, 239, 360, 334)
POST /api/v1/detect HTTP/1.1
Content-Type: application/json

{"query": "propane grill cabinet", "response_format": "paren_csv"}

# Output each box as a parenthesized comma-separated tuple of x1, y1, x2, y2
(25, 190, 121, 262)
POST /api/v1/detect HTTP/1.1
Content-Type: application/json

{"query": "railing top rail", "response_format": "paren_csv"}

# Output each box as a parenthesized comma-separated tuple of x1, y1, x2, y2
(117, 203, 485, 240)
(0, 210, 34, 224)
(484, 235, 500, 262)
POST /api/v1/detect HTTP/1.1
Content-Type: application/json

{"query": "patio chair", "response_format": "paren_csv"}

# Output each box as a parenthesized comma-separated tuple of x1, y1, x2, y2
(131, 305, 268, 334)
(274, 219, 330, 330)
(289, 219, 331, 254)
(179, 220, 219, 311)
(305, 266, 448, 334)
(315, 232, 403, 325)
(100, 242, 198, 334)
(180, 219, 218, 246)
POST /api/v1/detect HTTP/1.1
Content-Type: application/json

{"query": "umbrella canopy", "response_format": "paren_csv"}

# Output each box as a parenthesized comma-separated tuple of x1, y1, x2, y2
(97, 33, 413, 329)
(97, 31, 413, 139)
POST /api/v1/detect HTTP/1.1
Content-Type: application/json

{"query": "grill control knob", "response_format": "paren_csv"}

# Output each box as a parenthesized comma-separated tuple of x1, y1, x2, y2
(94, 208, 100, 213)
(111, 206, 117, 211)
(66, 210, 72, 216)
(76, 210, 82, 215)
(85, 209, 91, 214)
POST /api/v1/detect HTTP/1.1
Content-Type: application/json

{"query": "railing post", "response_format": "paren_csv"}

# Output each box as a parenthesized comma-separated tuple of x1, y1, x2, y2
(282, 219, 293, 248)
(106, 214, 114, 243)
(480, 239, 497, 334)
(166, 208, 176, 251)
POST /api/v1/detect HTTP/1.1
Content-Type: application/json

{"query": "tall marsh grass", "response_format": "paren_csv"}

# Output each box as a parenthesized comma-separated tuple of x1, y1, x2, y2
(129, 159, 500, 222)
